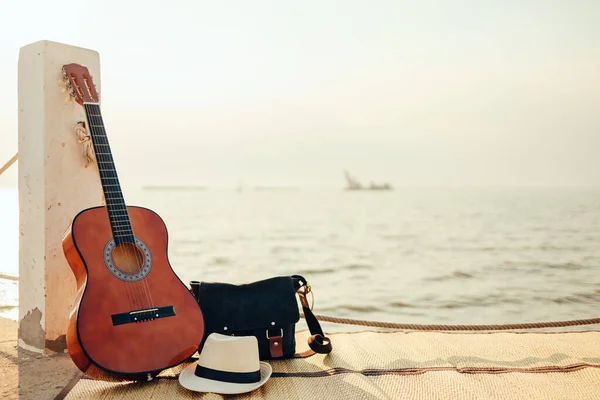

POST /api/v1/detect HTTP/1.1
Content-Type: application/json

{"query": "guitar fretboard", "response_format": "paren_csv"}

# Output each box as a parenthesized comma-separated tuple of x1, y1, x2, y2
(84, 103, 135, 246)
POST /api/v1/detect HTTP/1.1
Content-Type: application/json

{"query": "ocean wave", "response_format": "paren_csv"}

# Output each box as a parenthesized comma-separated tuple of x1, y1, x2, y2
(533, 291, 600, 305)
(341, 264, 373, 271)
(500, 261, 592, 271)
(539, 245, 586, 252)
(397, 311, 426, 317)
(321, 304, 383, 313)
(432, 245, 510, 252)
(544, 262, 589, 270)
(296, 268, 336, 275)
(424, 271, 475, 282)
(432, 244, 592, 253)
(439, 302, 463, 309)
(301, 263, 373, 274)
(437, 294, 524, 309)
(348, 274, 370, 281)
(389, 301, 415, 308)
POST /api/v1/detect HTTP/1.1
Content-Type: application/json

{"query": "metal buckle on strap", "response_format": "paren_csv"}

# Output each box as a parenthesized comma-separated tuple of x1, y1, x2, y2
(303, 284, 312, 295)
(298, 285, 314, 310)
(266, 329, 283, 339)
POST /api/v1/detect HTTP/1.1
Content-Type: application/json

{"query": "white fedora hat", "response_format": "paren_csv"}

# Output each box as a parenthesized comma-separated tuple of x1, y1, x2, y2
(179, 333, 272, 394)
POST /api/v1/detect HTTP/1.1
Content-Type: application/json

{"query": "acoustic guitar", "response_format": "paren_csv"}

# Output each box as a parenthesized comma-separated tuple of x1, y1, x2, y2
(60, 63, 205, 381)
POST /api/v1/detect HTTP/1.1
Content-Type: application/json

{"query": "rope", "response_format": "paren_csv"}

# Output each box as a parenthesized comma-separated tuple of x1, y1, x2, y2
(303, 313, 600, 331)
(0, 273, 18, 281)
(0, 153, 17, 177)
(74, 121, 95, 167)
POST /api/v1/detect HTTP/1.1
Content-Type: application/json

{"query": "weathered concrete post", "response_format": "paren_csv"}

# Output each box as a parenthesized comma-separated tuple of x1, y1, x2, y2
(18, 40, 103, 354)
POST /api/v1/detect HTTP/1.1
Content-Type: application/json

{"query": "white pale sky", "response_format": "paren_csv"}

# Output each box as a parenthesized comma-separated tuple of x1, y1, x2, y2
(0, 0, 599, 188)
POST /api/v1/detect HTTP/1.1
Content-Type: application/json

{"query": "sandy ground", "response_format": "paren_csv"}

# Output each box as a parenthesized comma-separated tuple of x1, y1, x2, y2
(0, 317, 79, 400)
(0, 317, 18, 399)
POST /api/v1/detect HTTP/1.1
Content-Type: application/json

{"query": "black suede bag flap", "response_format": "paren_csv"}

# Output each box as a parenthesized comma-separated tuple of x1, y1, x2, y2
(194, 276, 300, 333)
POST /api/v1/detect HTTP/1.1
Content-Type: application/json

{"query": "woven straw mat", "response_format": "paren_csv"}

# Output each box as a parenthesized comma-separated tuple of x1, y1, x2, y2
(64, 329, 600, 400)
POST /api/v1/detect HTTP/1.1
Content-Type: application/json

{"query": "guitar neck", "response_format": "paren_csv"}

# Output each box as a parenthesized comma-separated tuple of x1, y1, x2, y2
(83, 102, 135, 245)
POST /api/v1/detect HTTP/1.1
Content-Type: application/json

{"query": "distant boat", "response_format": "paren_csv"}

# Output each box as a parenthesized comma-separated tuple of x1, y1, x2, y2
(344, 170, 393, 191)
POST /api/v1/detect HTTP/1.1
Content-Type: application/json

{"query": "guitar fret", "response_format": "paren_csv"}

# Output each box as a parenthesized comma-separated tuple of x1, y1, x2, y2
(114, 233, 134, 238)
(84, 103, 137, 243)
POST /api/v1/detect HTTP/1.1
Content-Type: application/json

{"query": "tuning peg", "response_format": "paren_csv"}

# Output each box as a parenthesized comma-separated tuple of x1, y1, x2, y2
(58, 79, 66, 87)
(65, 95, 73, 103)
(61, 87, 70, 94)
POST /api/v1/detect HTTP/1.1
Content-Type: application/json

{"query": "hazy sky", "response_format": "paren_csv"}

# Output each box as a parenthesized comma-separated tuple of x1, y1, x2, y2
(0, 1, 599, 188)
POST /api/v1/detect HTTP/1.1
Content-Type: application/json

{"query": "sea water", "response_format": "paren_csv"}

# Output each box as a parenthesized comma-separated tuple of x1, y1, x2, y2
(1, 186, 599, 327)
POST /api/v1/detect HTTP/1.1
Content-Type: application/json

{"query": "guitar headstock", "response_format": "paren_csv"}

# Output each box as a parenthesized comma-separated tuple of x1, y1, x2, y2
(59, 63, 99, 105)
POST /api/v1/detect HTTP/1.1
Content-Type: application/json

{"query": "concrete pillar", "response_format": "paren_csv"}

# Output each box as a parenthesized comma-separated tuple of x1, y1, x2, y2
(18, 40, 103, 354)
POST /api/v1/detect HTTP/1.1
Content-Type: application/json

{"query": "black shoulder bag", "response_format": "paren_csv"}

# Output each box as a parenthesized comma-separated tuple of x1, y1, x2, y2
(189, 275, 332, 360)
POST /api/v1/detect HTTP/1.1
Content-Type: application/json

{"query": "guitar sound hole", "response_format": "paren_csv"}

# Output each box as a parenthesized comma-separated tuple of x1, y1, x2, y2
(112, 243, 144, 275)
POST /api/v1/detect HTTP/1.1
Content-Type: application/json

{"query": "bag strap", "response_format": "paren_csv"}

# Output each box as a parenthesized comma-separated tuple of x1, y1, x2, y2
(291, 275, 332, 356)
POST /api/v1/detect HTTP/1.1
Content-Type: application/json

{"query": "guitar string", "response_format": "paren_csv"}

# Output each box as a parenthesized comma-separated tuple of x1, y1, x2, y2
(88, 103, 155, 310)
(88, 105, 139, 310)
(88, 104, 153, 311)
(85, 104, 136, 310)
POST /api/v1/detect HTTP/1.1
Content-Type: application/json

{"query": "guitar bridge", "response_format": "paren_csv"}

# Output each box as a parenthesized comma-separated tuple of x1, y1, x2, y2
(111, 306, 176, 326)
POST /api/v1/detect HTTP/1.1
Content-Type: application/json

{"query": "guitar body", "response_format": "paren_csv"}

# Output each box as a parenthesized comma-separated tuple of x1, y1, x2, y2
(63, 205, 204, 380)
